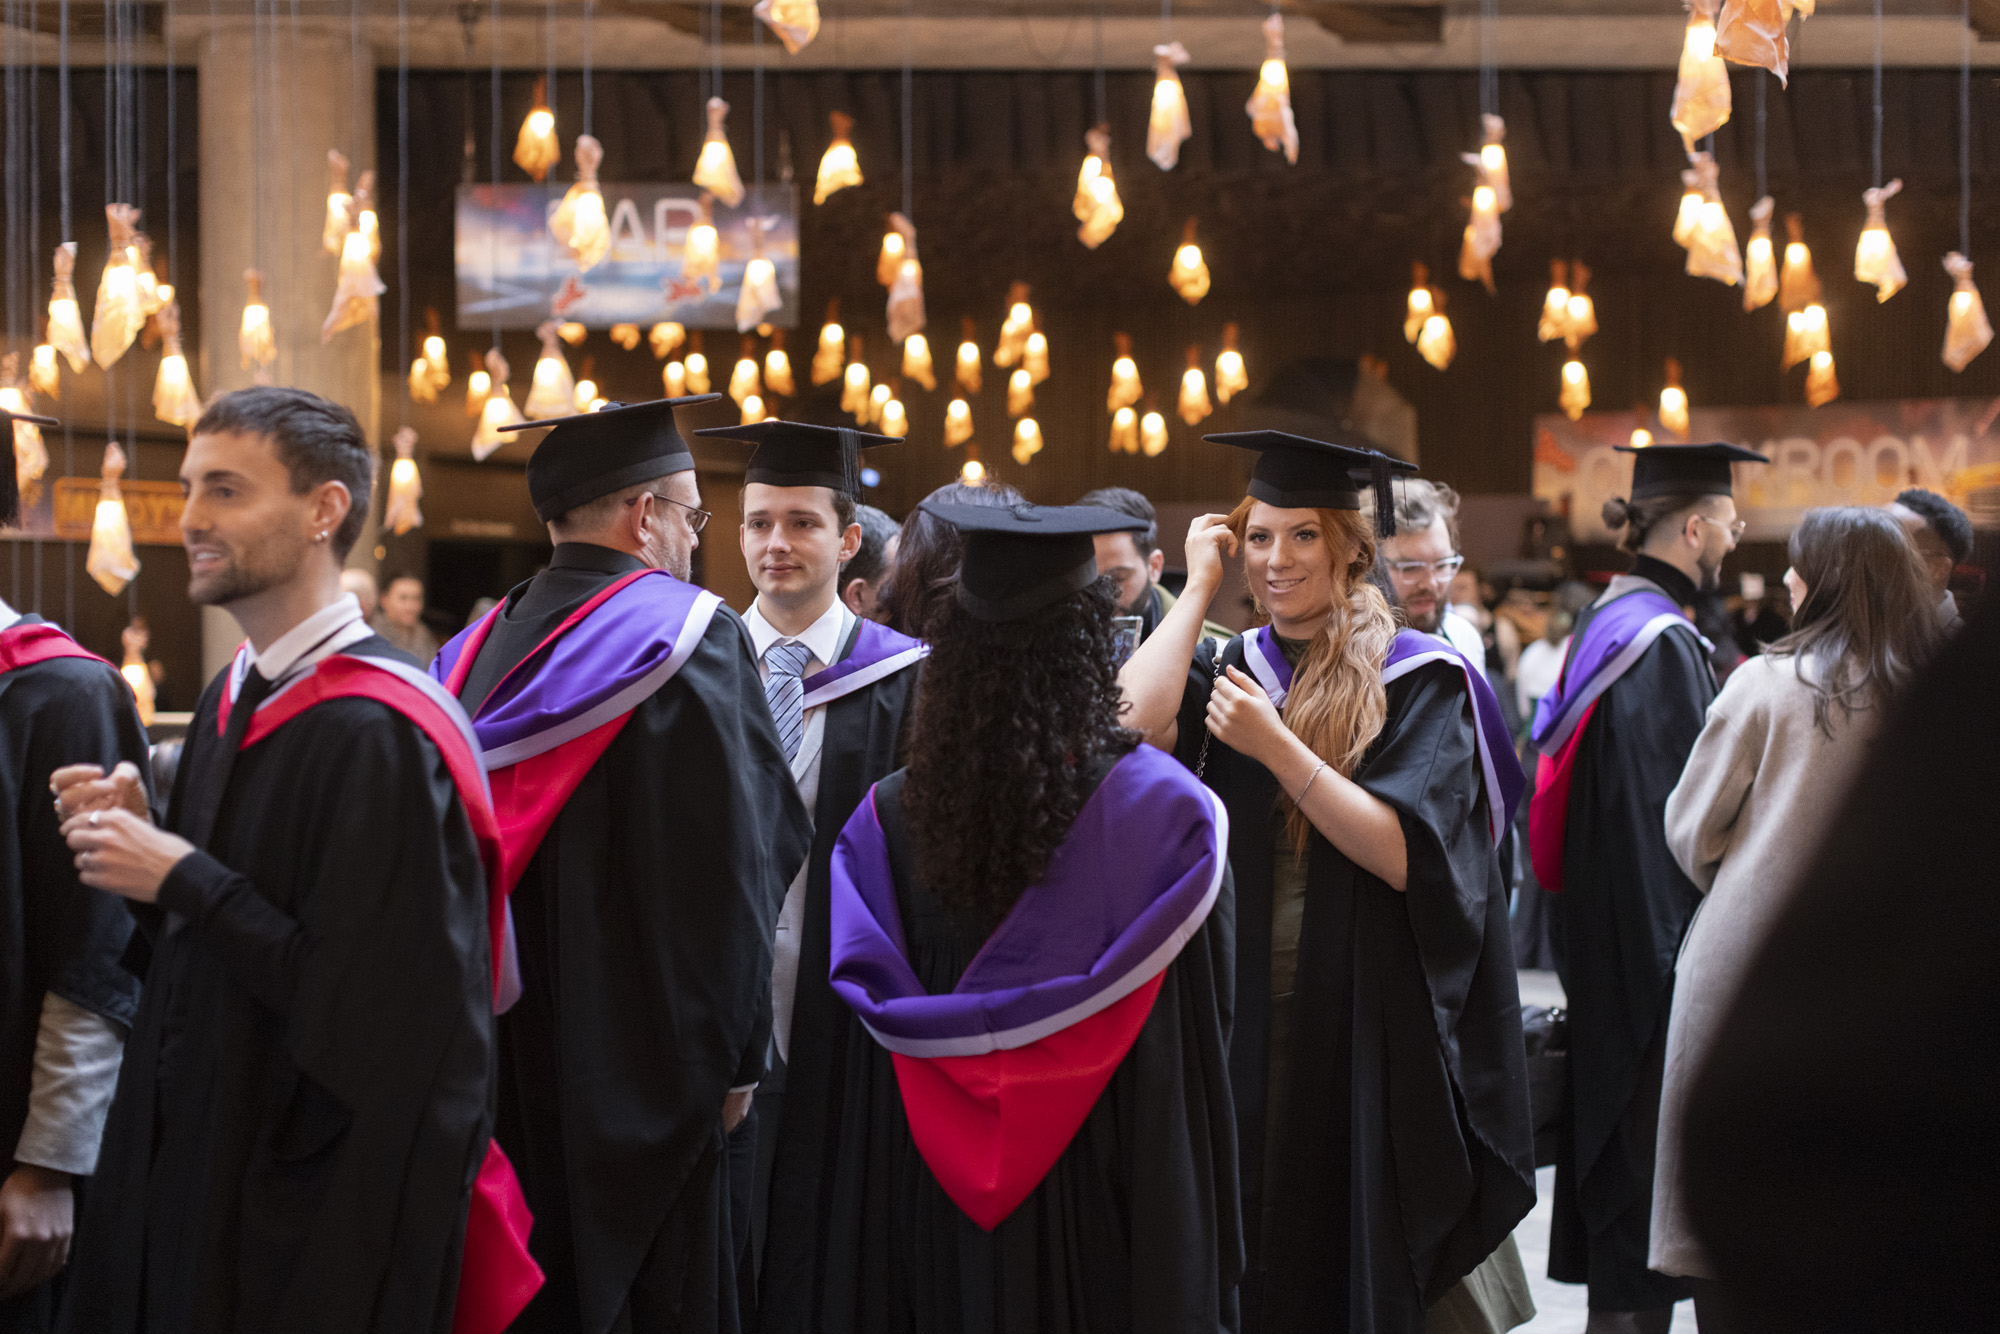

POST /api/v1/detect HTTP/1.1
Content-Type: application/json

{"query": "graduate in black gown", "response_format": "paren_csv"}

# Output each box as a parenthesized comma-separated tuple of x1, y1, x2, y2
(52, 389, 509, 1334)
(0, 406, 149, 1334)
(685, 421, 925, 1329)
(1523, 443, 1763, 1334)
(434, 398, 810, 1334)
(816, 501, 1241, 1333)
(1120, 433, 1535, 1334)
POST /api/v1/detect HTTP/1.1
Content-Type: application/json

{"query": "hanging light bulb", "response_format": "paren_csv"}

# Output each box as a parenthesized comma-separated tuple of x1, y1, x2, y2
(323, 216, 387, 341)
(902, 333, 936, 391)
(1854, 179, 1906, 303)
(729, 338, 762, 405)
(1716, 0, 1810, 83)
(610, 323, 641, 350)
(880, 395, 909, 438)
(955, 317, 982, 394)
(1475, 114, 1512, 212)
(1405, 262, 1438, 344)
(574, 359, 601, 413)
(1779, 212, 1822, 312)
(813, 300, 847, 386)
(1178, 346, 1213, 426)
(29, 343, 59, 401)
(1538, 260, 1572, 343)
(420, 313, 452, 394)
(1630, 425, 1654, 448)
(1170, 218, 1211, 305)
(884, 214, 926, 344)
(322, 150, 353, 254)
(994, 284, 1034, 367)
(1148, 41, 1192, 171)
(239, 269, 275, 377)
(1565, 261, 1598, 351)
(663, 360, 687, 397)
(1073, 124, 1124, 249)
(514, 76, 560, 182)
(1560, 358, 1592, 420)
(1109, 405, 1139, 454)
(85, 442, 139, 595)
(129, 235, 164, 318)
(1217, 323, 1250, 403)
(46, 243, 90, 373)
(1943, 252, 1993, 372)
(1007, 368, 1035, 417)
(91, 204, 145, 369)
(472, 348, 525, 461)
(814, 110, 862, 204)
(384, 426, 424, 535)
(740, 393, 766, 426)
(650, 321, 686, 359)
(1011, 416, 1044, 465)
(1671, 0, 1731, 151)
(1140, 406, 1169, 457)
(875, 222, 906, 288)
(961, 456, 986, 485)
(867, 382, 892, 427)
(693, 97, 746, 208)
(945, 396, 974, 447)
(683, 194, 721, 294)
(1024, 325, 1050, 385)
(684, 332, 711, 394)
(0, 365, 48, 499)
(765, 331, 797, 397)
(551, 134, 612, 271)
(737, 217, 784, 332)
(1744, 196, 1779, 311)
(151, 303, 202, 430)
(1246, 12, 1299, 165)
(1686, 157, 1743, 287)
(116, 622, 154, 726)
(466, 357, 492, 418)
(1458, 177, 1502, 294)
(1107, 332, 1143, 412)
(1659, 358, 1690, 437)
(1805, 348, 1840, 406)
(1674, 156, 1707, 249)
(753, 0, 820, 53)
(351, 169, 382, 263)
(525, 321, 578, 419)
(1418, 314, 1456, 373)
(410, 354, 440, 404)
(1783, 302, 1830, 370)
(841, 338, 872, 419)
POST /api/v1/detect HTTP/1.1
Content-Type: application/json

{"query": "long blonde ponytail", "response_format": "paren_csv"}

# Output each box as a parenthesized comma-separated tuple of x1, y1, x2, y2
(1225, 498, 1398, 853)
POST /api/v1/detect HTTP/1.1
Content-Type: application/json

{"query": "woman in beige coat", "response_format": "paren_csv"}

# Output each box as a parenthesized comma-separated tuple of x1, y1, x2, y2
(1650, 506, 1942, 1314)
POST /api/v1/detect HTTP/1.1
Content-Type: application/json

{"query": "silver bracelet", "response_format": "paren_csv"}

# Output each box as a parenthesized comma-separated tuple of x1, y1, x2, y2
(1296, 760, 1330, 804)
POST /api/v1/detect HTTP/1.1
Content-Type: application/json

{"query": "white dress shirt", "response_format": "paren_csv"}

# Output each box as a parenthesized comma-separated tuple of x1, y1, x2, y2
(1441, 609, 1489, 673)
(228, 593, 376, 703)
(744, 596, 854, 1063)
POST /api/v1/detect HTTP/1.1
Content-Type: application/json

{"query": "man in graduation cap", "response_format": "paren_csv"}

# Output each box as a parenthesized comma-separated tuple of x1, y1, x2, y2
(685, 421, 926, 1326)
(431, 396, 811, 1334)
(0, 406, 149, 1334)
(1525, 441, 1766, 1334)
(52, 387, 530, 1334)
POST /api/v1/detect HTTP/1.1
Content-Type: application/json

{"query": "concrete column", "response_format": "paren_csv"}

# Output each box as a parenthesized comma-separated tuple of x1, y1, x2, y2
(195, 16, 380, 679)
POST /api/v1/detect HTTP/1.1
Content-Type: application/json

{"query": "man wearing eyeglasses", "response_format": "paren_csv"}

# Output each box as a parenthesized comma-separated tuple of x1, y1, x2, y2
(1368, 478, 1490, 671)
(435, 397, 810, 1334)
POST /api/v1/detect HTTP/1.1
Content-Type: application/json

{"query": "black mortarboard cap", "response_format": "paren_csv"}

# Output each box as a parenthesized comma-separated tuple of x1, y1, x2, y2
(1614, 441, 1769, 500)
(504, 395, 724, 522)
(919, 501, 1149, 622)
(1204, 428, 1419, 537)
(693, 419, 900, 499)
(0, 405, 57, 527)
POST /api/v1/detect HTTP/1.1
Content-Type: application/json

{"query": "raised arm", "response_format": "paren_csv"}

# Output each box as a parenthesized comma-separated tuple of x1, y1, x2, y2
(1119, 514, 1236, 751)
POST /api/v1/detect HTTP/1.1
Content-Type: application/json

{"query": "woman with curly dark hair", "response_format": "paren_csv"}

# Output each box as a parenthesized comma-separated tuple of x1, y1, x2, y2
(878, 478, 1022, 638)
(1120, 431, 1536, 1334)
(813, 501, 1241, 1334)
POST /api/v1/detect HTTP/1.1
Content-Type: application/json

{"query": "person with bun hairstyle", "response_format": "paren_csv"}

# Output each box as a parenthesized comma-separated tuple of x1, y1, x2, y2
(1523, 441, 1766, 1334)
(1119, 431, 1534, 1334)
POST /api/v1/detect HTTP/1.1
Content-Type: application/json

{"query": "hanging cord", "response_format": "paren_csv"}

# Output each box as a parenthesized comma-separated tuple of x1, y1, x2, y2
(752, 15, 763, 189)
(1755, 70, 1767, 200)
(166, 0, 175, 294)
(582, 0, 594, 137)
(1091, 0, 1106, 127)
(1479, 0, 1498, 118)
(5, 0, 20, 346)
(545, 0, 555, 130)
(398, 0, 410, 428)
(902, 0, 914, 220)
(1961, 0, 1972, 256)
(488, 0, 501, 351)
(351, 0, 363, 162)
(1161, 0, 1171, 43)
(1871, 0, 1883, 188)
(60, 0, 72, 629)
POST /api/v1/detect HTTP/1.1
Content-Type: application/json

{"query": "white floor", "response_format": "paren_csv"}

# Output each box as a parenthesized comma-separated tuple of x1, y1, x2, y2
(1511, 971, 1696, 1334)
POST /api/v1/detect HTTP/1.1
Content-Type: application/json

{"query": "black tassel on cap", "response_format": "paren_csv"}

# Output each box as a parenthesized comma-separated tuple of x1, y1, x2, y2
(837, 426, 861, 499)
(1370, 452, 1397, 538)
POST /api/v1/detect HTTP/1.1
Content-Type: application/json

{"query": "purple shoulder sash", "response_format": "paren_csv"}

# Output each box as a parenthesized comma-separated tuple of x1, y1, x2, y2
(801, 618, 927, 710)
(1528, 589, 1696, 756)
(829, 745, 1228, 1058)
(1382, 628, 1525, 843)
(432, 569, 723, 767)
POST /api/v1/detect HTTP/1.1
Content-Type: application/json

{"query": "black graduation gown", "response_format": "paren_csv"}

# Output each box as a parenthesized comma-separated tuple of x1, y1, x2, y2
(755, 629, 921, 1332)
(803, 764, 1241, 1334)
(0, 629, 148, 1334)
(1545, 562, 1714, 1311)
(454, 544, 811, 1334)
(1683, 595, 2000, 1333)
(1177, 635, 1535, 1334)
(64, 637, 495, 1334)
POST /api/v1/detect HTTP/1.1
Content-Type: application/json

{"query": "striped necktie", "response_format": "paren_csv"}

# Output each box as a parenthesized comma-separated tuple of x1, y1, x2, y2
(763, 640, 813, 763)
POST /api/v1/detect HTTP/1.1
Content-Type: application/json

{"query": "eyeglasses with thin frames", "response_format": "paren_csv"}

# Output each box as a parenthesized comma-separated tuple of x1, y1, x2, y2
(1692, 514, 1748, 541)
(1385, 555, 1465, 582)
(629, 490, 711, 534)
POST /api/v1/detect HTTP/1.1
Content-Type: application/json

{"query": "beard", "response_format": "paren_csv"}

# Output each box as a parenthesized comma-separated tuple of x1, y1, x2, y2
(647, 525, 693, 582)
(1696, 553, 1724, 592)
(186, 535, 299, 607)
(1398, 594, 1443, 633)
(1118, 583, 1153, 617)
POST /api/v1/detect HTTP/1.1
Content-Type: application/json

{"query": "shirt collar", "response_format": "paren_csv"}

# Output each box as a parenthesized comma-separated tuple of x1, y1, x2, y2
(243, 593, 372, 684)
(745, 596, 851, 670)
(549, 542, 649, 577)
(0, 598, 19, 634)
(1939, 589, 1960, 626)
